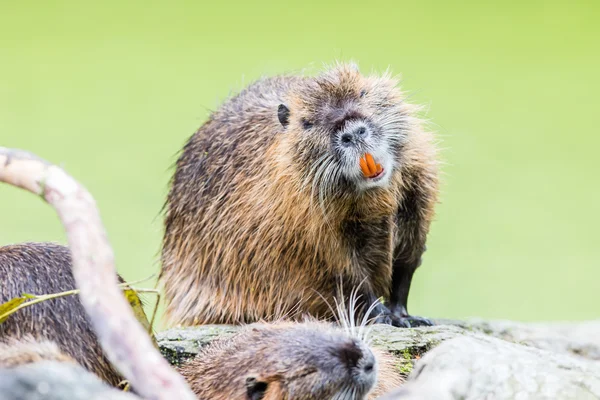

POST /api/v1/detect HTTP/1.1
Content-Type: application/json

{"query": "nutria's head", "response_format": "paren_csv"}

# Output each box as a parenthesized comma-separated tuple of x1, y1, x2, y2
(277, 63, 413, 194)
(180, 322, 378, 400)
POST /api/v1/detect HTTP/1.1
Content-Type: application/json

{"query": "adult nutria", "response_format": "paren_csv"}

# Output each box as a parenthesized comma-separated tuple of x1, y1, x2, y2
(161, 62, 439, 327)
(179, 321, 401, 399)
(0, 243, 123, 386)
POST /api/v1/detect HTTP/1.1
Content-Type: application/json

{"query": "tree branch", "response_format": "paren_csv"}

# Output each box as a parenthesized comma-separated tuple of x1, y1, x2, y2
(0, 147, 196, 400)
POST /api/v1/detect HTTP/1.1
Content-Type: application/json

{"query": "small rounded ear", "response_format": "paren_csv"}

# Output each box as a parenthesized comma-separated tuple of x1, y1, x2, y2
(277, 104, 290, 128)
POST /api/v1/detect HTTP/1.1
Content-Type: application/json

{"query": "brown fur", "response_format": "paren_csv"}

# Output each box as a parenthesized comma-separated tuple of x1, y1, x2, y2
(0, 335, 75, 368)
(161, 62, 439, 326)
(179, 321, 402, 400)
(0, 243, 123, 386)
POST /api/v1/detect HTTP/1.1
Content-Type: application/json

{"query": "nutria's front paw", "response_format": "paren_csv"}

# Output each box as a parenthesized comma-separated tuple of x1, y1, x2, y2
(374, 312, 433, 328)
(372, 312, 394, 326)
(372, 311, 410, 328)
(394, 315, 434, 328)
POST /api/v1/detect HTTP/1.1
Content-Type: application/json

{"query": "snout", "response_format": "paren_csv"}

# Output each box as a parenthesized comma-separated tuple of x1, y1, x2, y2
(336, 340, 377, 394)
(340, 122, 370, 148)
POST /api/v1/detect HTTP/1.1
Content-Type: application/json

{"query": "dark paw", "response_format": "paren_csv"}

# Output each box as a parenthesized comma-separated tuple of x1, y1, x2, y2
(372, 312, 394, 326)
(372, 312, 411, 328)
(395, 315, 434, 328)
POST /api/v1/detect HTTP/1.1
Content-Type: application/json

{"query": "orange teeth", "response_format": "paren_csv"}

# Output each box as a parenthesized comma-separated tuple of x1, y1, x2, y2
(359, 153, 383, 178)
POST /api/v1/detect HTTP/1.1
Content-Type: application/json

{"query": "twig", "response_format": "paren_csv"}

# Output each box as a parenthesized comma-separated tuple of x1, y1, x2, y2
(148, 291, 161, 336)
(0, 290, 79, 321)
(0, 285, 159, 324)
(0, 147, 196, 400)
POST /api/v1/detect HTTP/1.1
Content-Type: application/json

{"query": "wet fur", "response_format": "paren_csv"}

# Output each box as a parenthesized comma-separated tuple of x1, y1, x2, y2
(162, 62, 439, 325)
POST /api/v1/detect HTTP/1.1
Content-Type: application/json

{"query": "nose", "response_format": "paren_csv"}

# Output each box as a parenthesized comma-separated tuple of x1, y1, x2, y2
(338, 341, 362, 368)
(337, 340, 376, 376)
(340, 125, 369, 147)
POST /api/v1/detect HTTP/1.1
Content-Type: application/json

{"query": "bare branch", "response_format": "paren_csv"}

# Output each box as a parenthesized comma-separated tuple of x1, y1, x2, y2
(0, 147, 196, 400)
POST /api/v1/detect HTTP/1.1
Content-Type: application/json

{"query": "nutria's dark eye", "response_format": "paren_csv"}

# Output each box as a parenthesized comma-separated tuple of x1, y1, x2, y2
(246, 377, 268, 400)
(278, 104, 290, 128)
(359, 89, 367, 98)
(302, 119, 314, 130)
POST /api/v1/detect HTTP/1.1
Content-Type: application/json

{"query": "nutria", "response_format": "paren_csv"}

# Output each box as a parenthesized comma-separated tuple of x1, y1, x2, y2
(0, 242, 123, 386)
(161, 62, 439, 327)
(179, 321, 401, 399)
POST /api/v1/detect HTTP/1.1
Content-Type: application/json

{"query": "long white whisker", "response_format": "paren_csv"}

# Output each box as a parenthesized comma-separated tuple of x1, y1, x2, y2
(359, 298, 381, 343)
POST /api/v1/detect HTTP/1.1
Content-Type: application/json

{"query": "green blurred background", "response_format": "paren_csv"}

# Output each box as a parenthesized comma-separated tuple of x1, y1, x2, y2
(1, 1, 598, 326)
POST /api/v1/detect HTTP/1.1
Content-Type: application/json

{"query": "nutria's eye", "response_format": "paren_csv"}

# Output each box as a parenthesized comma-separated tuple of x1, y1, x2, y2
(246, 377, 268, 400)
(359, 89, 367, 98)
(302, 119, 314, 130)
(278, 104, 290, 128)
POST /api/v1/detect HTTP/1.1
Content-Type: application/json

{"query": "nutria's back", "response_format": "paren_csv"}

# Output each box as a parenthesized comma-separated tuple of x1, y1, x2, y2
(0, 243, 123, 386)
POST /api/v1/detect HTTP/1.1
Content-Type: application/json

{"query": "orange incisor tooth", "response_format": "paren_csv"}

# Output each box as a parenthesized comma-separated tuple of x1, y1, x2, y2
(359, 156, 370, 177)
(376, 163, 382, 174)
(365, 153, 376, 175)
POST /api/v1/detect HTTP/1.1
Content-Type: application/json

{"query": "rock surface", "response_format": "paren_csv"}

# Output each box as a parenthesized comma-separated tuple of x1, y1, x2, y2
(157, 319, 600, 399)
(393, 335, 600, 400)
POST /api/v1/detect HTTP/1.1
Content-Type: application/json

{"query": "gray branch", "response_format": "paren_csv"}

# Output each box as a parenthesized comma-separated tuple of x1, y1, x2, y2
(0, 147, 196, 400)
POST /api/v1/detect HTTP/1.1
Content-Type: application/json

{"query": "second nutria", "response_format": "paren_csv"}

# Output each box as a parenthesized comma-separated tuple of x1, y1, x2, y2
(179, 321, 401, 399)
(0, 242, 123, 386)
(161, 62, 439, 327)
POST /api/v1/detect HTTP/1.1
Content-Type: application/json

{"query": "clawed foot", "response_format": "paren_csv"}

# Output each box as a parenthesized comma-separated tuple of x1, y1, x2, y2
(372, 309, 433, 328)
(363, 296, 433, 328)
(391, 315, 433, 328)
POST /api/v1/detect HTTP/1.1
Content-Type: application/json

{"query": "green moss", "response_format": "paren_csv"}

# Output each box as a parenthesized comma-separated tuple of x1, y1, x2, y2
(401, 349, 413, 359)
(397, 359, 414, 376)
(159, 345, 197, 366)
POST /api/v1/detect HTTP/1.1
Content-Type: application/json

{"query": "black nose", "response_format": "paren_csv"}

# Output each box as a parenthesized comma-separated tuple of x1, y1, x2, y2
(337, 341, 363, 369)
(340, 125, 369, 147)
(341, 133, 354, 146)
